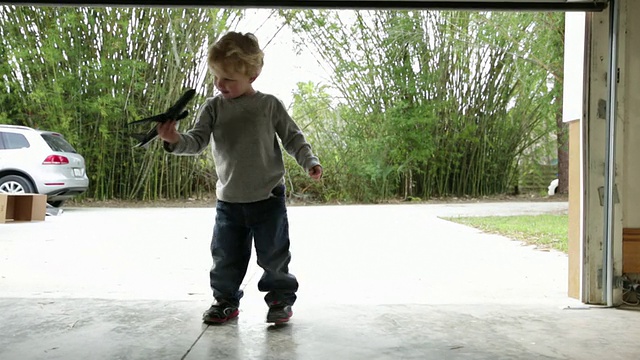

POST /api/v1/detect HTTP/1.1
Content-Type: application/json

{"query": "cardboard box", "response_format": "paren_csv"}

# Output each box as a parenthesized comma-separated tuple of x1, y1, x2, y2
(0, 193, 47, 223)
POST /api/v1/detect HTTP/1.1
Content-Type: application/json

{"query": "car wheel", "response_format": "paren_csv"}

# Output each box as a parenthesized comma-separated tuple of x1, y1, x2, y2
(0, 175, 35, 194)
(48, 200, 65, 208)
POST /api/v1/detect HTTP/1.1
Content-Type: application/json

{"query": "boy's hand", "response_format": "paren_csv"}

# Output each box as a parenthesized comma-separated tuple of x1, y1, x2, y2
(309, 165, 323, 180)
(157, 120, 180, 144)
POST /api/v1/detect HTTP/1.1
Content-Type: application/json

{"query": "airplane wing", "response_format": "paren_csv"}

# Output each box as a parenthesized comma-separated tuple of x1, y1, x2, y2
(127, 88, 196, 148)
(128, 113, 168, 126)
(165, 89, 196, 119)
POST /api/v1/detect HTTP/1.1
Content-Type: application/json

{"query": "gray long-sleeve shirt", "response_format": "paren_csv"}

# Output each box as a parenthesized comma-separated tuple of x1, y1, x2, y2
(164, 91, 320, 203)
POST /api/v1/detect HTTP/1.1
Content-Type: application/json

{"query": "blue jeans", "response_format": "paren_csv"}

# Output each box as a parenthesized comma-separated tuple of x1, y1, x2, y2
(210, 184, 298, 307)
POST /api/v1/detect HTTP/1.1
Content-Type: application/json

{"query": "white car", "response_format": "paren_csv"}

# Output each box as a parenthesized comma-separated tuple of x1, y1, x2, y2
(548, 178, 559, 196)
(0, 124, 89, 207)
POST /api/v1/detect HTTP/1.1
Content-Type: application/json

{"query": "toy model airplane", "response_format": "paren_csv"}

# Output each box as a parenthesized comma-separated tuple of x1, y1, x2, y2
(128, 88, 196, 148)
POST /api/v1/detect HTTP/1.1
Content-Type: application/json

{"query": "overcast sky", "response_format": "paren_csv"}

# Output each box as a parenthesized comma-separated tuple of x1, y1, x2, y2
(234, 9, 331, 108)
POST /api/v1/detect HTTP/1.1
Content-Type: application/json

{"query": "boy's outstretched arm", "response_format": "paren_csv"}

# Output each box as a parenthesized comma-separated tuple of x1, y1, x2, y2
(158, 101, 214, 155)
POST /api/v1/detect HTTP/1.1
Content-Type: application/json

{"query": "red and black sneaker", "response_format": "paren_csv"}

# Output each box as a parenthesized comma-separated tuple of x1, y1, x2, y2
(202, 301, 239, 324)
(266, 303, 293, 324)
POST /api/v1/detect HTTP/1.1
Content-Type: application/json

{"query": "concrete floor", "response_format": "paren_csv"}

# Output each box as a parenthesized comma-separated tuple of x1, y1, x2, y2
(1, 202, 639, 359)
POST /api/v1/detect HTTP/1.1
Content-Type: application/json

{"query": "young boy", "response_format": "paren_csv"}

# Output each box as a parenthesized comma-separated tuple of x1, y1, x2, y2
(157, 31, 322, 324)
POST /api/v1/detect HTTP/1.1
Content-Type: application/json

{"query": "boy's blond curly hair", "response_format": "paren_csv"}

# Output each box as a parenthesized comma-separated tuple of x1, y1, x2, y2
(208, 32, 264, 78)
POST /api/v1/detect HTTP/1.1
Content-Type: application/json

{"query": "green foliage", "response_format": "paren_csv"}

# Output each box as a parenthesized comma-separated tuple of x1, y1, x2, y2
(0, 8, 564, 204)
(283, 10, 562, 202)
(0, 6, 241, 201)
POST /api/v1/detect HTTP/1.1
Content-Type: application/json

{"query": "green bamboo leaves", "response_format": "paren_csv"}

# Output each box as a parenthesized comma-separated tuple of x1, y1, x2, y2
(0, 6, 241, 201)
(284, 10, 562, 201)
(0, 7, 562, 203)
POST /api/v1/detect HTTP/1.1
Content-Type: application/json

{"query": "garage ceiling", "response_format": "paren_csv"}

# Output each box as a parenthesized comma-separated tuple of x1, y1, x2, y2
(0, 0, 608, 11)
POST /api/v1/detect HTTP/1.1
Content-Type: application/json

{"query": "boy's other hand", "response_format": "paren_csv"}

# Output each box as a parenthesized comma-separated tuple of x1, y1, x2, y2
(309, 165, 323, 180)
(157, 120, 180, 144)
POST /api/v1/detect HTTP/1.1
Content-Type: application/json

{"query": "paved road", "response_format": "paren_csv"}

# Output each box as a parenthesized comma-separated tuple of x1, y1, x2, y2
(0, 201, 569, 303)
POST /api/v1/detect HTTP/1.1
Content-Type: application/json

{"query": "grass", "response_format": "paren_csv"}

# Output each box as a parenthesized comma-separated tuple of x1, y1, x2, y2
(443, 214, 569, 253)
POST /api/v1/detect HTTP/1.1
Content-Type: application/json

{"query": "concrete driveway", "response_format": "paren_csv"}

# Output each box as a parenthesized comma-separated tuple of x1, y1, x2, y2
(1, 201, 639, 359)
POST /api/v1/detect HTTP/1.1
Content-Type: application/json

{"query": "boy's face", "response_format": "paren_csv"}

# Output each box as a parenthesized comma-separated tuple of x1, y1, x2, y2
(212, 66, 256, 99)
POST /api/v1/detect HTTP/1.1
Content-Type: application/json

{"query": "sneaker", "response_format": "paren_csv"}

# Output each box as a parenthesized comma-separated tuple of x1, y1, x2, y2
(202, 301, 239, 324)
(266, 303, 293, 324)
